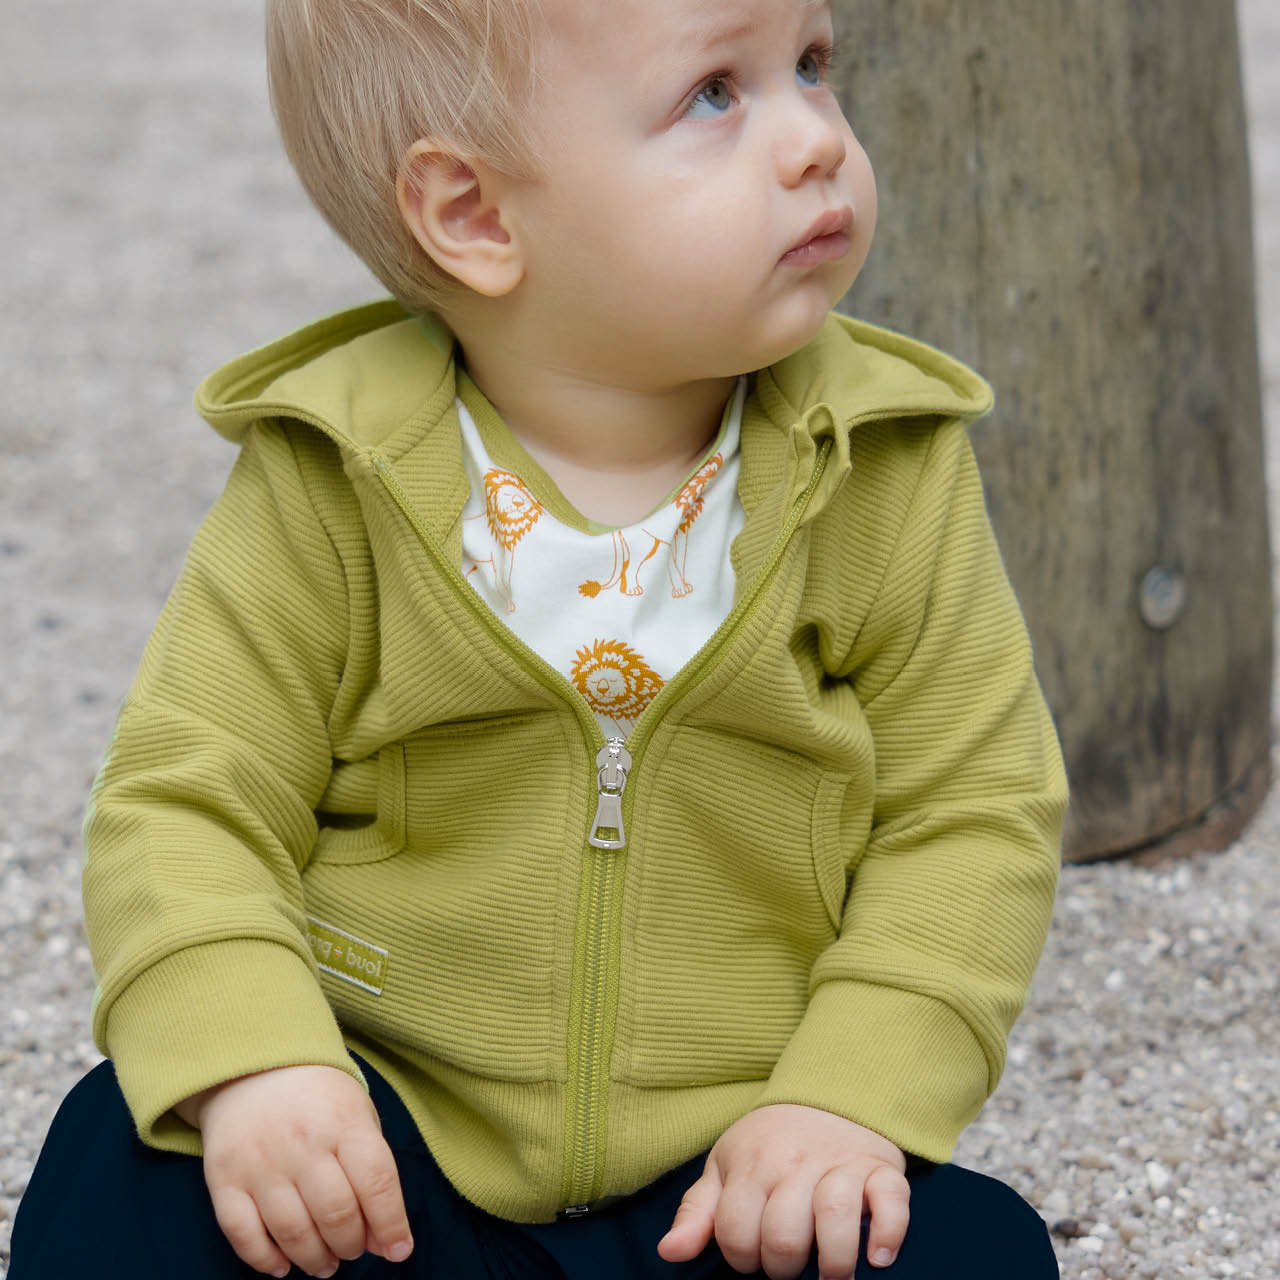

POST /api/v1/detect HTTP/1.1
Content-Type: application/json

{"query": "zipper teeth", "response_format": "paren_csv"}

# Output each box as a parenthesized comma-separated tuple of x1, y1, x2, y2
(575, 859, 612, 1199)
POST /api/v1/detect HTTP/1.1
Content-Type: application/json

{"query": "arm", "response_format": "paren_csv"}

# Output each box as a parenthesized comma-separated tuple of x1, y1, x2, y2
(660, 419, 1067, 1277)
(83, 417, 362, 1153)
(752, 416, 1069, 1158)
(665, 417, 1064, 1269)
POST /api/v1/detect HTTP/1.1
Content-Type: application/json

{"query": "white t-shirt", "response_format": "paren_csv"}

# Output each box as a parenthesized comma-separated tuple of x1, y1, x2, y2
(457, 377, 748, 739)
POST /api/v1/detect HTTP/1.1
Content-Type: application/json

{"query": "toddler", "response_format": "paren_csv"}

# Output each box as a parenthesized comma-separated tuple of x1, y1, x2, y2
(11, 0, 1068, 1276)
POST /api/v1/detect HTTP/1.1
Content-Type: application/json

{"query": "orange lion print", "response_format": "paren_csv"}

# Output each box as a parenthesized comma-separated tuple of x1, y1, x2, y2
(570, 638, 664, 727)
(579, 454, 723, 600)
(463, 468, 543, 612)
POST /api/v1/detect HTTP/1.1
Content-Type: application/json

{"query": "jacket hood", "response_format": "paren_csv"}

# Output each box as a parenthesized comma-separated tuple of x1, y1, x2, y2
(195, 300, 993, 456)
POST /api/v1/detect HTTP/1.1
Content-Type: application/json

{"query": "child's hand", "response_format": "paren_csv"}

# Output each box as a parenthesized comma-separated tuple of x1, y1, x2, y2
(656, 1103, 909, 1279)
(182, 1064, 415, 1278)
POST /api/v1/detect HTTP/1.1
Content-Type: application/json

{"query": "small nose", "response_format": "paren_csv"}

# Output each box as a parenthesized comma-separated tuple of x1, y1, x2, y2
(776, 98, 847, 187)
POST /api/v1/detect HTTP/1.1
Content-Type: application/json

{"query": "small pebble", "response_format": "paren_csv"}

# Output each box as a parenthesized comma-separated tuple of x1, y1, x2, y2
(1038, 1189, 1071, 1219)
(1117, 1216, 1145, 1243)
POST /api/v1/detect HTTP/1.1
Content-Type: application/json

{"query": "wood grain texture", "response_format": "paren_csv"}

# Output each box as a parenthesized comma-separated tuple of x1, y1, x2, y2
(831, 1, 1272, 860)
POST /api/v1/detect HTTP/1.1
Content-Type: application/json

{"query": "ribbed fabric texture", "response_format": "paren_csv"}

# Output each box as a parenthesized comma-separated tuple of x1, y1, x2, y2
(81, 304, 1068, 1222)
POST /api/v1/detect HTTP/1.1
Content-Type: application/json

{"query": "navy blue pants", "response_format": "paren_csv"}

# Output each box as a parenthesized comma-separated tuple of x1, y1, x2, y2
(11, 1054, 1058, 1279)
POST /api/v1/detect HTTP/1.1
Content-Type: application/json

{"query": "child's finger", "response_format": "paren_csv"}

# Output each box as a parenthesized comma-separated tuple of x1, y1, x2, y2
(810, 1166, 866, 1279)
(257, 1181, 341, 1278)
(207, 1183, 296, 1278)
(860, 1163, 911, 1269)
(336, 1128, 415, 1262)
(758, 1174, 820, 1277)
(655, 1162, 723, 1261)
(294, 1155, 369, 1262)
(709, 1171, 770, 1275)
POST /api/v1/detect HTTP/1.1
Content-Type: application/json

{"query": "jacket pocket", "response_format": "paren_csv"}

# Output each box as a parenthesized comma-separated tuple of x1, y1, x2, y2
(613, 726, 851, 1088)
(811, 772, 852, 932)
(301, 712, 574, 1082)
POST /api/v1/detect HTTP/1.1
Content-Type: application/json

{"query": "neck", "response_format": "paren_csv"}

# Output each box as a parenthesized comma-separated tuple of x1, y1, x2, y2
(447, 307, 738, 477)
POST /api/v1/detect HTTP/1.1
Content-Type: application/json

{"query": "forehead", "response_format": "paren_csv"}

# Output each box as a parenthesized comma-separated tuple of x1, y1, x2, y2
(665, 0, 833, 51)
(539, 0, 832, 63)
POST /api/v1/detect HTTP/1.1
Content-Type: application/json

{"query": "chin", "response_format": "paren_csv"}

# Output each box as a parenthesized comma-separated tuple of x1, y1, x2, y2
(750, 301, 835, 370)
(662, 279, 847, 379)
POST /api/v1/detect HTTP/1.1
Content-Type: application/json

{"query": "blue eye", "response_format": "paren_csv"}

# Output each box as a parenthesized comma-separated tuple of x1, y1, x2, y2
(686, 77, 735, 119)
(798, 42, 838, 85)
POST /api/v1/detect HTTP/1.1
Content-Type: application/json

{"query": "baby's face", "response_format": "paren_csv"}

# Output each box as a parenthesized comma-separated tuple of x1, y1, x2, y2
(508, 0, 876, 385)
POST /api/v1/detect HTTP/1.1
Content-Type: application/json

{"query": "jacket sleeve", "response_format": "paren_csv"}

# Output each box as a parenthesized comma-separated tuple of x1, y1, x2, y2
(753, 417, 1069, 1162)
(82, 419, 363, 1155)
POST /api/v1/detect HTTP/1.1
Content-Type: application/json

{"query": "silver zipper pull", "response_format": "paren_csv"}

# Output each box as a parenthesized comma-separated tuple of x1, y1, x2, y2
(588, 738, 632, 849)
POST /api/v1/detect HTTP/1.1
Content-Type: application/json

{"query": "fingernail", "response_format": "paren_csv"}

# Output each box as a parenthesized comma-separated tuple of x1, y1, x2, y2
(387, 1239, 413, 1262)
(872, 1246, 896, 1266)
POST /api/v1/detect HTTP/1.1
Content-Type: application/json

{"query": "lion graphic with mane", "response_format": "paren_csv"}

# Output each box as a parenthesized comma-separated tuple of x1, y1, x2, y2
(463, 468, 543, 612)
(579, 453, 723, 600)
(570, 638, 664, 728)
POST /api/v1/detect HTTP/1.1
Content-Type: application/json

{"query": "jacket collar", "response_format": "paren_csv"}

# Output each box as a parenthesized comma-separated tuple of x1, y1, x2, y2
(195, 300, 993, 567)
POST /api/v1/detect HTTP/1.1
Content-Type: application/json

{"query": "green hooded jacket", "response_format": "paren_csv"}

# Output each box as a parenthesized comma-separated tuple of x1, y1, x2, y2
(82, 300, 1068, 1222)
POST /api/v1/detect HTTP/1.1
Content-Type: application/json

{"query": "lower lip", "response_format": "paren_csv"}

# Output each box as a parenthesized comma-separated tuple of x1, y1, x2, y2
(780, 231, 852, 267)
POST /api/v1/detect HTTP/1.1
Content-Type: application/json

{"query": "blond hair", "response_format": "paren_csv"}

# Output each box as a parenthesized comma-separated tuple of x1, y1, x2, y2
(266, 0, 543, 315)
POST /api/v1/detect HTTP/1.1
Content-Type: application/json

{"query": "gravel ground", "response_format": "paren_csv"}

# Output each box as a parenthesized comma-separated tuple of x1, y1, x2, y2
(2, 3, 1278, 1277)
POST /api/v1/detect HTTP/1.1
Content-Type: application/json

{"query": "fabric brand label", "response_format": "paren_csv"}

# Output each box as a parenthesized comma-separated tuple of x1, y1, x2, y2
(306, 916, 388, 996)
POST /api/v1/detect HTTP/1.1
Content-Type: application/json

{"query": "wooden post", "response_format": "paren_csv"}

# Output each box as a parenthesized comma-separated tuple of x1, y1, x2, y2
(831, 0, 1272, 862)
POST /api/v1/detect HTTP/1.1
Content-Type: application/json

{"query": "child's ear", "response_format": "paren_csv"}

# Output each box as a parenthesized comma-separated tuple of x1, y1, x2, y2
(397, 141, 525, 298)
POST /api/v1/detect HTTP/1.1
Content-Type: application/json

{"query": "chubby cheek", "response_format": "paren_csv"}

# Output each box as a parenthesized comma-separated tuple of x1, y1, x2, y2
(615, 176, 770, 309)
(844, 139, 878, 278)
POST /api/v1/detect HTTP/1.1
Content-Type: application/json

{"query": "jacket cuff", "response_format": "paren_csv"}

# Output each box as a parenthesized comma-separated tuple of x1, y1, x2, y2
(99, 939, 366, 1155)
(753, 979, 993, 1163)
